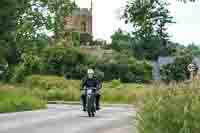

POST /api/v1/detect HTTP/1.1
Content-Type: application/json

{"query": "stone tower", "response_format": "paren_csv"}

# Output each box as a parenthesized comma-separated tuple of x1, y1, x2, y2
(64, 0, 93, 35)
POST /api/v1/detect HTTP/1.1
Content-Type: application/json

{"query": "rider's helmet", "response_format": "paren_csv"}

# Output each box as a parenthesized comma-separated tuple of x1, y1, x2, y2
(87, 69, 94, 79)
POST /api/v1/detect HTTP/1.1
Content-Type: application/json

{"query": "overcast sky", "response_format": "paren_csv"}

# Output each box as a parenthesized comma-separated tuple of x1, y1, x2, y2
(75, 0, 200, 45)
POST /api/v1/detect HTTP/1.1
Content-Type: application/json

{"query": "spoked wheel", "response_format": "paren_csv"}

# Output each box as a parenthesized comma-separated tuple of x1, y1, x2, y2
(87, 96, 95, 117)
(91, 98, 96, 117)
(87, 96, 92, 117)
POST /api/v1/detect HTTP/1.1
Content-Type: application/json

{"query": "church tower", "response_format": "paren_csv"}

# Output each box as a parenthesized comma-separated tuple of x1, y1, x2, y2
(64, 0, 93, 45)
(64, 0, 93, 35)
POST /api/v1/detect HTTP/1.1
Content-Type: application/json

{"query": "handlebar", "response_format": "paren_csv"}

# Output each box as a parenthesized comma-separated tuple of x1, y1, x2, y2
(83, 87, 97, 90)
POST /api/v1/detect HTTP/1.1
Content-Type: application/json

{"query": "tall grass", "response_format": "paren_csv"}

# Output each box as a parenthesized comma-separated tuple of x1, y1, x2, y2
(24, 75, 150, 103)
(136, 81, 200, 133)
(0, 83, 46, 113)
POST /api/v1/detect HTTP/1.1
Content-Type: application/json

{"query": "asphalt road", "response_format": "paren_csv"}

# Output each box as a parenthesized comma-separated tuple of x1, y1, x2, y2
(0, 104, 136, 133)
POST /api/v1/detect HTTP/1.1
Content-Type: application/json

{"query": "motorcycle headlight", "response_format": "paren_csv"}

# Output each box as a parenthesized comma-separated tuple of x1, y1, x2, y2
(87, 89, 92, 94)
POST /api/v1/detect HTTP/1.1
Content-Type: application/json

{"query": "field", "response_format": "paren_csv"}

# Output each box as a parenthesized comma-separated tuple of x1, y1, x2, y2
(0, 75, 153, 113)
(24, 75, 151, 104)
(1, 75, 200, 133)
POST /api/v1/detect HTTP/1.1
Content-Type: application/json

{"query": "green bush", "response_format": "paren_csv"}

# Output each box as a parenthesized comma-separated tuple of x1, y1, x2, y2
(3, 53, 42, 83)
(97, 60, 152, 83)
(21, 53, 43, 73)
(95, 69, 104, 81)
(137, 82, 200, 133)
(0, 89, 46, 113)
(72, 31, 80, 47)
(41, 46, 86, 76)
(161, 55, 193, 82)
(32, 88, 47, 99)
(111, 79, 121, 88)
(47, 88, 65, 101)
(11, 64, 31, 83)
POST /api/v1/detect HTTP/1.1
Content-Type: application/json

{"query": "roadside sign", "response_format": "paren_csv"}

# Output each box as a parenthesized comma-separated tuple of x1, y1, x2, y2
(188, 63, 195, 72)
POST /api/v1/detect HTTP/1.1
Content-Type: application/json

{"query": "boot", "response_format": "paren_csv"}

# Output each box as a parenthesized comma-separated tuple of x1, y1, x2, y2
(96, 94, 100, 110)
(81, 95, 87, 111)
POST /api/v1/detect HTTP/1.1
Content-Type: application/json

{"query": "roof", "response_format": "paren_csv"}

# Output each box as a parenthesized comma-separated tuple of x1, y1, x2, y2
(193, 57, 200, 68)
(157, 56, 175, 67)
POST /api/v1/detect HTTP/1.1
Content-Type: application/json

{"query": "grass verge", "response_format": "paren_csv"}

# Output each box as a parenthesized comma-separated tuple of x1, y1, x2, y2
(23, 75, 150, 104)
(0, 83, 46, 113)
(136, 81, 200, 133)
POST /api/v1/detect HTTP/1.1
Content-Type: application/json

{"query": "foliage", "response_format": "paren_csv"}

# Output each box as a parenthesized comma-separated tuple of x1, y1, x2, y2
(32, 88, 47, 99)
(137, 81, 200, 133)
(132, 38, 177, 60)
(41, 46, 87, 77)
(95, 69, 105, 81)
(97, 58, 152, 83)
(110, 29, 176, 60)
(47, 88, 65, 101)
(111, 79, 121, 88)
(110, 29, 132, 51)
(80, 33, 93, 45)
(10, 64, 31, 83)
(21, 52, 43, 73)
(186, 43, 200, 56)
(123, 0, 175, 60)
(72, 31, 80, 46)
(160, 55, 193, 82)
(92, 39, 107, 46)
(124, 0, 174, 41)
(0, 0, 27, 64)
(3, 52, 43, 83)
(0, 86, 46, 113)
(24, 75, 149, 103)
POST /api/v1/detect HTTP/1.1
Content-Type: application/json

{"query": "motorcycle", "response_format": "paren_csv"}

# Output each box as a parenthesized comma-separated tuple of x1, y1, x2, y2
(84, 87, 97, 117)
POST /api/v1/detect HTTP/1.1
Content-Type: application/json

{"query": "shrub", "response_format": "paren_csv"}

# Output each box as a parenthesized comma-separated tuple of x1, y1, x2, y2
(21, 53, 43, 73)
(161, 55, 193, 82)
(95, 69, 104, 81)
(41, 46, 86, 75)
(136, 82, 200, 133)
(97, 59, 152, 83)
(72, 31, 80, 47)
(47, 88, 65, 101)
(111, 79, 121, 88)
(11, 64, 31, 83)
(32, 88, 47, 100)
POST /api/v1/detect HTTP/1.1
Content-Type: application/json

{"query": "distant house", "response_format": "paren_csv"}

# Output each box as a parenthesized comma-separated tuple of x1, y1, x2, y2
(152, 56, 200, 80)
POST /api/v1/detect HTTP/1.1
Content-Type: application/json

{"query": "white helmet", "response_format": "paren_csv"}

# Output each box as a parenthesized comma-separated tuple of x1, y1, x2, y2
(87, 69, 94, 78)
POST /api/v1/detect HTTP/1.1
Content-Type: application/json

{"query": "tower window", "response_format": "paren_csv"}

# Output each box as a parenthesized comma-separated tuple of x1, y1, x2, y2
(81, 21, 87, 32)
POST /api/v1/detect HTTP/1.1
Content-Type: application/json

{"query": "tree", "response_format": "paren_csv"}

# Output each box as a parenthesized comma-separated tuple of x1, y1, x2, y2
(124, 0, 174, 40)
(16, 0, 75, 46)
(16, 0, 52, 52)
(111, 29, 132, 51)
(186, 43, 200, 56)
(0, 0, 27, 64)
(123, 0, 174, 59)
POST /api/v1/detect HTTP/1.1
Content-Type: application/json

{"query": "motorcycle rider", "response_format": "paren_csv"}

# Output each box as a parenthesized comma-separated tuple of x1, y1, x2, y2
(81, 69, 102, 111)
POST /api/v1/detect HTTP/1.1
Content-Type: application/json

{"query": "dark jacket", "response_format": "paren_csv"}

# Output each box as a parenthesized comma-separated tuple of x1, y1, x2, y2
(81, 76, 101, 90)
